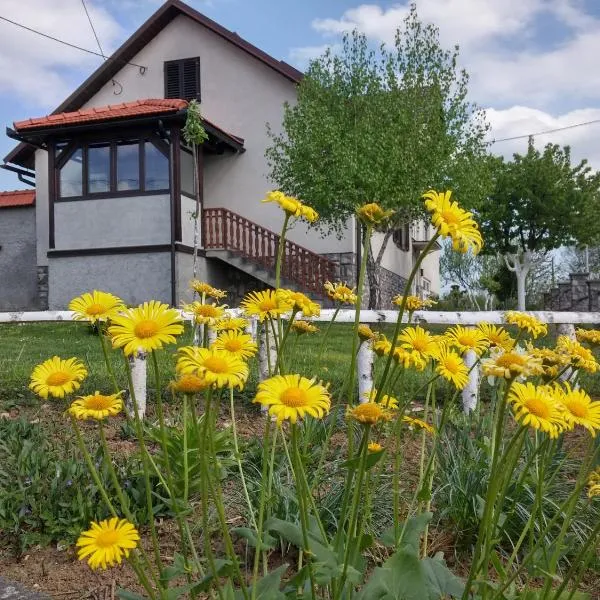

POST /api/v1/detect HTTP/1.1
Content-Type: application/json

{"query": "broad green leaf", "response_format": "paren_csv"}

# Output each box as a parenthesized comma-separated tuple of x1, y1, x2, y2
(421, 555, 465, 599)
(117, 590, 147, 600)
(239, 564, 288, 600)
(231, 526, 277, 551)
(379, 512, 433, 554)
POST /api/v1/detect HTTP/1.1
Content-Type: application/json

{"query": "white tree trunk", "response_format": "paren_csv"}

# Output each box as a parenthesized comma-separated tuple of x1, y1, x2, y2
(258, 324, 276, 382)
(462, 349, 479, 413)
(357, 340, 374, 403)
(128, 352, 147, 418)
(504, 251, 533, 310)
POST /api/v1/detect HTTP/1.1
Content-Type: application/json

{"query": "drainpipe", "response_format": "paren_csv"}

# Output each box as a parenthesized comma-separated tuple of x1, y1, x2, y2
(168, 128, 180, 307)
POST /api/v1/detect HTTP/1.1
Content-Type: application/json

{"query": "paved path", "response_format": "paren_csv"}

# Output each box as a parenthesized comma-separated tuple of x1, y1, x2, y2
(0, 578, 48, 600)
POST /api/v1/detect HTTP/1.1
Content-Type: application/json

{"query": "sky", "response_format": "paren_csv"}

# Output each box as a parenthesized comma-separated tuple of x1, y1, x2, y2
(1, 0, 600, 190)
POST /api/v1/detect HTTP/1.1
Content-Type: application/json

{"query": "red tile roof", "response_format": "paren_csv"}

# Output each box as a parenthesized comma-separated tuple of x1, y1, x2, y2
(14, 99, 188, 132)
(0, 189, 35, 208)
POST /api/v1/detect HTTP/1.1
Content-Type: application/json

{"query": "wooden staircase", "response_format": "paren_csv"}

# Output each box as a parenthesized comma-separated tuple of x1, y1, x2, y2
(202, 208, 336, 295)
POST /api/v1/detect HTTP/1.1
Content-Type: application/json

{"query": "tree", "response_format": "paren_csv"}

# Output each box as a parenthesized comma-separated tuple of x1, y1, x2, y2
(266, 5, 490, 308)
(477, 140, 600, 310)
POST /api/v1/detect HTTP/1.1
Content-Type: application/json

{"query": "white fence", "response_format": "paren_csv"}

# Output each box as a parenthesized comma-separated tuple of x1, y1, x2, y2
(3, 309, 600, 416)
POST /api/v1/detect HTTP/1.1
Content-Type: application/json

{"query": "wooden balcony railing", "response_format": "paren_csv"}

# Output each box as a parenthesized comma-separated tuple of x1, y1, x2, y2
(203, 207, 337, 294)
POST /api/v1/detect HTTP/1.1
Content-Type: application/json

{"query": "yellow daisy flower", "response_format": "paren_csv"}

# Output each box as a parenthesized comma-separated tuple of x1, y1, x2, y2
(169, 373, 211, 394)
(403, 415, 435, 434)
(241, 290, 293, 321)
(108, 301, 183, 356)
(576, 328, 600, 346)
(182, 301, 226, 325)
(262, 191, 318, 223)
(68, 391, 123, 420)
(69, 290, 124, 323)
(300, 204, 319, 223)
(393, 346, 427, 371)
(292, 320, 319, 335)
(434, 347, 469, 390)
(554, 383, 600, 435)
(356, 202, 395, 226)
(363, 388, 399, 409)
(508, 382, 566, 438)
(481, 349, 543, 379)
(588, 468, 600, 498)
(348, 402, 392, 425)
(212, 330, 258, 359)
(556, 336, 599, 373)
(277, 289, 320, 318)
(445, 325, 490, 356)
(358, 324, 377, 341)
(422, 190, 482, 254)
(177, 347, 249, 390)
(398, 326, 438, 360)
(29, 356, 87, 399)
(368, 442, 383, 453)
(76, 517, 139, 570)
(505, 312, 547, 339)
(214, 316, 249, 332)
(373, 335, 392, 357)
(254, 374, 331, 424)
(392, 295, 436, 311)
(477, 323, 515, 351)
(189, 279, 215, 296)
(324, 281, 357, 304)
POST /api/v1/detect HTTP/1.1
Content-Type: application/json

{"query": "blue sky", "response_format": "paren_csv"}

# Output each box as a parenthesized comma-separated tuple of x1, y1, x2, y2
(1, 0, 600, 189)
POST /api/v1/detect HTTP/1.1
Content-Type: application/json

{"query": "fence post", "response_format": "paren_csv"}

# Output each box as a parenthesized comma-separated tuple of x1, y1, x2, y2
(357, 340, 374, 403)
(258, 322, 276, 382)
(462, 349, 479, 413)
(128, 352, 147, 418)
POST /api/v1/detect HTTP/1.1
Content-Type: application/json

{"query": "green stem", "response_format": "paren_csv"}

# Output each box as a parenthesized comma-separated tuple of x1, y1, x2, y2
(274, 311, 297, 375)
(275, 213, 290, 289)
(316, 306, 340, 365)
(99, 330, 121, 395)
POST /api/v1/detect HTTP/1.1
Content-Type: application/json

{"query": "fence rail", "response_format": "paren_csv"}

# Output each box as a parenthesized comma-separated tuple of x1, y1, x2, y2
(203, 207, 337, 294)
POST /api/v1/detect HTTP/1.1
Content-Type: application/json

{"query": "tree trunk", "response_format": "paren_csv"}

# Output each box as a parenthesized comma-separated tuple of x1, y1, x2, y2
(367, 255, 382, 309)
(504, 251, 532, 310)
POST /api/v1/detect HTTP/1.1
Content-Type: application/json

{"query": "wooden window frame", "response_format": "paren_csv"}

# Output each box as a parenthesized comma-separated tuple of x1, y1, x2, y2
(164, 57, 201, 102)
(55, 134, 170, 202)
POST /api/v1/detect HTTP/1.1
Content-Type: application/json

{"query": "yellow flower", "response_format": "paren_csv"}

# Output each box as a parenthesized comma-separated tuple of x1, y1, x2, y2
(262, 190, 318, 223)
(324, 281, 357, 304)
(177, 347, 249, 390)
(241, 290, 293, 321)
(576, 328, 600, 346)
(434, 347, 469, 390)
(373, 335, 392, 357)
(422, 190, 482, 254)
(588, 468, 600, 498)
(77, 517, 139, 570)
(292, 320, 319, 335)
(183, 301, 226, 325)
(477, 323, 515, 351)
(108, 301, 183, 356)
(392, 295, 437, 312)
(554, 383, 600, 435)
(398, 326, 438, 360)
(509, 382, 566, 438)
(277, 289, 321, 317)
(393, 346, 427, 371)
(189, 279, 226, 299)
(368, 442, 383, 453)
(556, 336, 599, 373)
(363, 388, 399, 409)
(69, 290, 124, 323)
(29, 356, 87, 399)
(68, 392, 123, 420)
(445, 325, 490, 356)
(300, 204, 319, 223)
(505, 312, 547, 339)
(358, 324, 377, 342)
(254, 374, 331, 424)
(403, 415, 435, 434)
(214, 317, 249, 332)
(169, 373, 210, 394)
(356, 202, 395, 226)
(348, 402, 392, 425)
(212, 330, 258, 359)
(481, 349, 543, 379)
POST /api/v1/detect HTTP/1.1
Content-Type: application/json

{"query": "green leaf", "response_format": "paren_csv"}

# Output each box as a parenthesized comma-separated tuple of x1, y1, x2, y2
(379, 512, 433, 554)
(160, 552, 189, 583)
(231, 526, 277, 551)
(117, 590, 147, 600)
(421, 555, 465, 599)
(253, 564, 288, 599)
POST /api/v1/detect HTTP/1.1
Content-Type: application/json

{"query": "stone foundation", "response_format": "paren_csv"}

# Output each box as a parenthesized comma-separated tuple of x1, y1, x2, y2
(37, 266, 49, 310)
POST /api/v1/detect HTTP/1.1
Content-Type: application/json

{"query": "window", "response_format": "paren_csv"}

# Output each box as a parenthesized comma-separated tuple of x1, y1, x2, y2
(165, 57, 200, 101)
(180, 148, 195, 196)
(57, 138, 169, 199)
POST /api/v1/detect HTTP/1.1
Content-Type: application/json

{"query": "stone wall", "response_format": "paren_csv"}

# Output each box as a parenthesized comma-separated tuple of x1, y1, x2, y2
(543, 273, 600, 311)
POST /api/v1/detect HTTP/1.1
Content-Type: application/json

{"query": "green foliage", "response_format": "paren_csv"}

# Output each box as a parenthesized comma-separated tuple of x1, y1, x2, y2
(182, 99, 208, 146)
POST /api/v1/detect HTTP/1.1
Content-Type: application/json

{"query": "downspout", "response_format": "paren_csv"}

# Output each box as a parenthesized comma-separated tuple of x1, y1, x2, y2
(169, 128, 181, 307)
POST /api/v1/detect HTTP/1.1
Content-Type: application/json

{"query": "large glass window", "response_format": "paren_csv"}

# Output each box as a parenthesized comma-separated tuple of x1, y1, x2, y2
(180, 149, 195, 196)
(145, 142, 169, 190)
(117, 142, 140, 191)
(87, 145, 110, 193)
(59, 148, 83, 197)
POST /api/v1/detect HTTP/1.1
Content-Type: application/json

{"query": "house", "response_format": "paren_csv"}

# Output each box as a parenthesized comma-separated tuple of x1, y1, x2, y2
(0, 0, 439, 312)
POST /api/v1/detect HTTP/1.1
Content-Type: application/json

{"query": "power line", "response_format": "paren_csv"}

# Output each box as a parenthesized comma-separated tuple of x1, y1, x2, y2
(81, 0, 106, 60)
(491, 118, 600, 144)
(0, 14, 147, 73)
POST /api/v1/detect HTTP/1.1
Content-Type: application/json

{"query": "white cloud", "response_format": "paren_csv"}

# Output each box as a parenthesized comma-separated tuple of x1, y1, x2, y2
(288, 43, 341, 67)
(0, 0, 123, 110)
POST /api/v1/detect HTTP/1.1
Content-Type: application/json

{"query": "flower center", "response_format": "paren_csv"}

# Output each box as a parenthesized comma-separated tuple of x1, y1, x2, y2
(525, 397, 551, 419)
(196, 305, 219, 317)
(203, 357, 229, 373)
(353, 403, 384, 422)
(134, 319, 159, 339)
(86, 303, 107, 316)
(497, 353, 526, 368)
(46, 371, 71, 386)
(565, 398, 588, 418)
(411, 338, 429, 352)
(259, 299, 278, 311)
(458, 335, 476, 347)
(224, 339, 243, 352)
(280, 387, 308, 407)
(95, 529, 120, 548)
(442, 357, 460, 374)
(85, 395, 113, 410)
(441, 209, 460, 225)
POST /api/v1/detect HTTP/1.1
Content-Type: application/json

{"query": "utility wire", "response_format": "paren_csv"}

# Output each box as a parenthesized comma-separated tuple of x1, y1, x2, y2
(491, 118, 600, 144)
(0, 14, 147, 73)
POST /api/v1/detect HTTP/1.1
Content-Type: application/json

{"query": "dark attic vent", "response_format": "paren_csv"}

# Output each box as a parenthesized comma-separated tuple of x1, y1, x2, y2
(164, 57, 200, 102)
